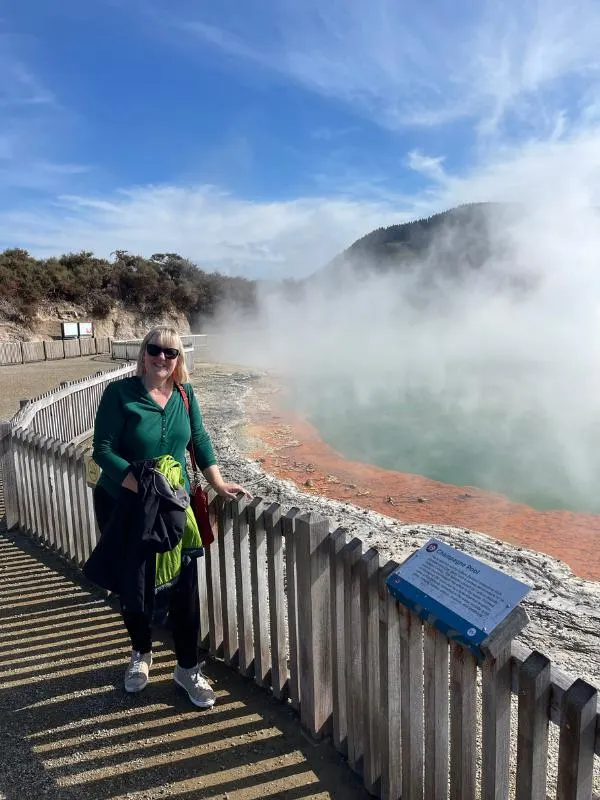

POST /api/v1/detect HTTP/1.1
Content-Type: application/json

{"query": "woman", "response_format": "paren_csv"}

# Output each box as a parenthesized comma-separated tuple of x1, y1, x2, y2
(92, 326, 248, 708)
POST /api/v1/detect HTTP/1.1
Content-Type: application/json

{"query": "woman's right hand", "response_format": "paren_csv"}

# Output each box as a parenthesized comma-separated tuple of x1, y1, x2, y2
(121, 472, 139, 493)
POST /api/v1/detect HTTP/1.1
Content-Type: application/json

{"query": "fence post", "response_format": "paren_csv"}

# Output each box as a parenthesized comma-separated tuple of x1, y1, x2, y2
(556, 678, 598, 800)
(400, 606, 425, 800)
(248, 498, 270, 687)
(516, 651, 551, 800)
(344, 536, 364, 773)
(379, 560, 402, 800)
(423, 625, 449, 800)
(217, 496, 238, 667)
(360, 547, 382, 796)
(481, 645, 512, 799)
(264, 502, 288, 700)
(330, 526, 348, 756)
(0, 421, 18, 530)
(232, 495, 253, 677)
(295, 511, 332, 739)
(283, 508, 300, 709)
(449, 641, 477, 800)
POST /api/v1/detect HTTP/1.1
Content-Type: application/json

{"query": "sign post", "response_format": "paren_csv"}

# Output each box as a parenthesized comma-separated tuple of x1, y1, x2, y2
(386, 538, 531, 659)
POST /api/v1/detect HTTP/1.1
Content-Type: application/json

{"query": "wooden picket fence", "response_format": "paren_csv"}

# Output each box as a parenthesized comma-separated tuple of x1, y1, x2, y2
(0, 364, 598, 800)
(0, 337, 111, 365)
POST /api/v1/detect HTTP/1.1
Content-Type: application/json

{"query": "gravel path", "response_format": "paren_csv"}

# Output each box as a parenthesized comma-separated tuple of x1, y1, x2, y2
(0, 356, 117, 420)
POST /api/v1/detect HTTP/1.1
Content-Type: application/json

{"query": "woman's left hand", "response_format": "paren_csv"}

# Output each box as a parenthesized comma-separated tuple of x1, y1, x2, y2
(213, 481, 253, 500)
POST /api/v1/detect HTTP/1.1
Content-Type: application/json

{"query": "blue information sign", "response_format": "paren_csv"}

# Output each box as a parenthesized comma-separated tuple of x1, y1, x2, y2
(386, 538, 531, 657)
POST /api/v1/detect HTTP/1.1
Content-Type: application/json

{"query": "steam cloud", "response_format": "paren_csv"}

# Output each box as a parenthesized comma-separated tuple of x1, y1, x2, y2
(207, 176, 600, 514)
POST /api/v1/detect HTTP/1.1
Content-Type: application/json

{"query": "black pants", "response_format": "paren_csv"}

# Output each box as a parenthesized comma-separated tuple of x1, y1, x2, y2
(94, 486, 200, 669)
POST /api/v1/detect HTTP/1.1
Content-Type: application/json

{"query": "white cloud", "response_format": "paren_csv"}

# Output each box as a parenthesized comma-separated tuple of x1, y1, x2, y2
(0, 184, 409, 278)
(406, 150, 448, 184)
(170, 0, 600, 139)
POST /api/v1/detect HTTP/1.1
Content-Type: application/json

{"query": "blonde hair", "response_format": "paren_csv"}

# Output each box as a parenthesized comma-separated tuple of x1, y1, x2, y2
(136, 326, 190, 384)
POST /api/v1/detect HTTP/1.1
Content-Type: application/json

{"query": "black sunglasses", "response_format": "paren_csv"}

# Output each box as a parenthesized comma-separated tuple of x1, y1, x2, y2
(146, 343, 180, 360)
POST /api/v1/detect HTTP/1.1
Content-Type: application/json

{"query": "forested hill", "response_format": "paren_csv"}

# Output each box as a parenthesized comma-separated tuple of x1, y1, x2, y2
(319, 202, 515, 280)
(0, 249, 257, 325)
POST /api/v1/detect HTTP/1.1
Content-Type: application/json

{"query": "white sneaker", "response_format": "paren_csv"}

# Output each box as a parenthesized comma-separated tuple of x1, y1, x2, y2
(124, 650, 152, 692)
(173, 664, 216, 708)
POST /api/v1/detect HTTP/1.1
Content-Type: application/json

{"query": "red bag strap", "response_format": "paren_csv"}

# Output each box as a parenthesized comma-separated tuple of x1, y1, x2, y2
(175, 383, 198, 472)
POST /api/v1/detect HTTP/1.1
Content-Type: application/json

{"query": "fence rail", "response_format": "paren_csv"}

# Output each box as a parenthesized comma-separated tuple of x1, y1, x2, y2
(0, 365, 598, 800)
(0, 337, 112, 365)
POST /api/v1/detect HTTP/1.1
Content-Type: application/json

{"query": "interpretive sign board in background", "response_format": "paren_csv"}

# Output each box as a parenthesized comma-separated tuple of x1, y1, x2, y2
(386, 538, 531, 657)
(61, 322, 79, 339)
(78, 321, 93, 337)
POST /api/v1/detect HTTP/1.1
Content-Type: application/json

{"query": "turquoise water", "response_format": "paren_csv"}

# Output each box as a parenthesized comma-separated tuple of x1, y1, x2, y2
(286, 374, 600, 513)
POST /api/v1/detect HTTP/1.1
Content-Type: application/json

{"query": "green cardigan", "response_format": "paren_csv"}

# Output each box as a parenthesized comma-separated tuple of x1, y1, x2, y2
(92, 377, 216, 499)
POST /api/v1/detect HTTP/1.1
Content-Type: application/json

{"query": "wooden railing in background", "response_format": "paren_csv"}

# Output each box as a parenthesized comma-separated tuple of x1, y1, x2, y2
(0, 337, 111, 365)
(0, 363, 598, 800)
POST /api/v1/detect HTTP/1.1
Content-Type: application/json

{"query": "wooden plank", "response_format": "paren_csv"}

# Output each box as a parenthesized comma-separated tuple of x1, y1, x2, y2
(51, 438, 68, 556)
(44, 340, 65, 360)
(13, 430, 29, 533)
(481, 606, 529, 661)
(283, 508, 300, 709)
(0, 341, 22, 365)
(0, 422, 18, 530)
(205, 491, 223, 658)
(482, 645, 512, 800)
(511, 640, 600, 757)
(379, 561, 402, 800)
(11, 432, 26, 530)
(330, 526, 348, 756)
(59, 443, 77, 563)
(248, 497, 270, 686)
(36, 435, 54, 548)
(22, 341, 45, 363)
(217, 497, 238, 666)
(12, 430, 28, 533)
(39, 434, 56, 548)
(67, 443, 86, 566)
(196, 549, 210, 651)
(516, 651, 551, 800)
(424, 625, 449, 800)
(399, 605, 424, 800)
(360, 547, 381, 796)
(264, 502, 288, 700)
(232, 495, 253, 676)
(23, 430, 40, 536)
(449, 642, 477, 800)
(343, 536, 364, 773)
(74, 445, 93, 563)
(557, 678, 598, 800)
(295, 511, 332, 739)
(61, 442, 77, 560)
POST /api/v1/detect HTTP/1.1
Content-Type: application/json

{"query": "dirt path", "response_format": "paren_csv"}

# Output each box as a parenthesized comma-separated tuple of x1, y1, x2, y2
(0, 356, 117, 419)
(0, 532, 368, 800)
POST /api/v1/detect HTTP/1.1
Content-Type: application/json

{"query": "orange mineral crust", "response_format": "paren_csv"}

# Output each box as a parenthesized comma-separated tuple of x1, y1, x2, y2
(244, 387, 600, 582)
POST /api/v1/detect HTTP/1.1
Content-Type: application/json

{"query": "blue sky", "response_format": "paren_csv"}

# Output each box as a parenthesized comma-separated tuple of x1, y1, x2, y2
(2, 0, 600, 277)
